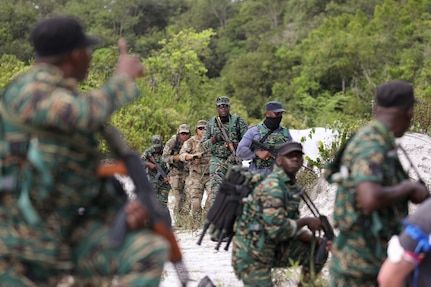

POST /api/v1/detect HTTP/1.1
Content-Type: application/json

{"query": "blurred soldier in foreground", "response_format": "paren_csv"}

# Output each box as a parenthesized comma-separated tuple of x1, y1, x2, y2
(201, 96, 248, 204)
(0, 16, 168, 286)
(237, 101, 292, 174)
(162, 124, 191, 225)
(327, 80, 429, 287)
(378, 197, 431, 287)
(141, 135, 171, 222)
(232, 142, 328, 287)
(179, 120, 211, 221)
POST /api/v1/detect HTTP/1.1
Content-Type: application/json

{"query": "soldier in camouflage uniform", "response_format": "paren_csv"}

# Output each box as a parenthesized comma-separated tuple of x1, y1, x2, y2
(141, 135, 171, 208)
(237, 101, 292, 174)
(0, 16, 169, 286)
(162, 124, 191, 224)
(232, 142, 327, 287)
(179, 120, 211, 219)
(327, 80, 429, 287)
(201, 96, 248, 204)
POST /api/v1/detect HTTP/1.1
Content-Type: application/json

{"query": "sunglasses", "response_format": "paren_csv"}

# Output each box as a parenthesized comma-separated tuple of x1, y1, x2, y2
(180, 132, 190, 135)
(217, 104, 230, 108)
(197, 127, 205, 130)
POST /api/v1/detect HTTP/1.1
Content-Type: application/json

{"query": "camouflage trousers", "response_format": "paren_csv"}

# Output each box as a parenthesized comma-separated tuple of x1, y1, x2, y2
(208, 156, 235, 205)
(169, 172, 188, 224)
(186, 170, 210, 216)
(0, 219, 169, 287)
(329, 233, 385, 287)
(231, 236, 323, 287)
(151, 179, 171, 208)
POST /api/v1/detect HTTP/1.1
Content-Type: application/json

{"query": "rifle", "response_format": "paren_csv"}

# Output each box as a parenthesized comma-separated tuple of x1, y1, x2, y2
(100, 125, 189, 286)
(215, 116, 235, 153)
(146, 152, 169, 182)
(170, 135, 184, 170)
(250, 139, 277, 158)
(398, 144, 426, 185)
(296, 188, 334, 266)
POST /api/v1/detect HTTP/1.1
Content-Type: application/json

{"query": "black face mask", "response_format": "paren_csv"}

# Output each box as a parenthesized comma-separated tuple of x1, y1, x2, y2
(264, 116, 282, 130)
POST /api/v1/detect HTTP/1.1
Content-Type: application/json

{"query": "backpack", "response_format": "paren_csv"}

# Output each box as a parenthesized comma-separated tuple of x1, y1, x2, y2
(196, 165, 265, 251)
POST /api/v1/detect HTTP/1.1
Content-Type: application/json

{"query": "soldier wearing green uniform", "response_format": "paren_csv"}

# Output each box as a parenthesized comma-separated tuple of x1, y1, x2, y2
(141, 135, 171, 208)
(237, 101, 292, 174)
(0, 16, 169, 286)
(179, 120, 211, 219)
(328, 80, 429, 287)
(162, 124, 191, 224)
(201, 96, 248, 204)
(232, 142, 327, 287)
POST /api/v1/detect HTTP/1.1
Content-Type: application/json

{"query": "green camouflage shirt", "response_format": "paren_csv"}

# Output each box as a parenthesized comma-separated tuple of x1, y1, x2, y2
(331, 120, 410, 277)
(201, 114, 248, 159)
(141, 146, 169, 181)
(0, 63, 140, 253)
(234, 165, 302, 264)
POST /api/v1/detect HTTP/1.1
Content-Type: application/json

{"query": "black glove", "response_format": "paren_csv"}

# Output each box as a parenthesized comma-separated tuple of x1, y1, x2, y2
(213, 133, 223, 142)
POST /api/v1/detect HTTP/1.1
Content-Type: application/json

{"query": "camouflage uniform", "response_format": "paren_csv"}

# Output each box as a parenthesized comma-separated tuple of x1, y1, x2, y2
(0, 64, 169, 286)
(141, 136, 171, 207)
(232, 165, 322, 287)
(162, 124, 190, 220)
(179, 120, 211, 216)
(201, 97, 248, 203)
(329, 120, 410, 287)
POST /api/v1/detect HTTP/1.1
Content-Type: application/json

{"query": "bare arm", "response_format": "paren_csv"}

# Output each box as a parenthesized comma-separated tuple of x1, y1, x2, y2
(356, 180, 429, 213)
(378, 257, 414, 287)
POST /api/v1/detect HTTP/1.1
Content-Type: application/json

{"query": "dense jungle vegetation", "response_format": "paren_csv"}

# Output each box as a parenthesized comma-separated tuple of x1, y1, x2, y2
(1, 0, 431, 152)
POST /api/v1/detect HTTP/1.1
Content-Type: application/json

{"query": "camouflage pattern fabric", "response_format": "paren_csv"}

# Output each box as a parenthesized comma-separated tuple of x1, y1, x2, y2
(253, 123, 291, 169)
(141, 146, 171, 207)
(0, 64, 169, 286)
(232, 165, 322, 287)
(201, 114, 248, 202)
(179, 135, 211, 214)
(329, 120, 410, 286)
(162, 134, 188, 218)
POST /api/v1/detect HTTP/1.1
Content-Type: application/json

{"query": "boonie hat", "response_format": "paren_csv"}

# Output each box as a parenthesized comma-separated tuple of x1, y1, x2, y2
(31, 15, 100, 57)
(151, 135, 162, 148)
(196, 120, 207, 129)
(265, 101, 286, 112)
(216, 96, 230, 106)
(376, 80, 419, 108)
(178, 124, 191, 134)
(278, 142, 304, 156)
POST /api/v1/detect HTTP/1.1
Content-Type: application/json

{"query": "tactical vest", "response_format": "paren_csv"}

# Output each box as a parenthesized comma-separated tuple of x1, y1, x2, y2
(208, 114, 242, 159)
(253, 123, 291, 168)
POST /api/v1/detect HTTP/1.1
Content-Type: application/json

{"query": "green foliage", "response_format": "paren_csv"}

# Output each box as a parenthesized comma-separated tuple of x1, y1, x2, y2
(0, 54, 27, 88)
(3, 0, 431, 143)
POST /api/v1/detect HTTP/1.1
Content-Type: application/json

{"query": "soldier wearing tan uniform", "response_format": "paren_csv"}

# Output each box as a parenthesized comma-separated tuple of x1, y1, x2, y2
(179, 120, 211, 219)
(162, 124, 191, 224)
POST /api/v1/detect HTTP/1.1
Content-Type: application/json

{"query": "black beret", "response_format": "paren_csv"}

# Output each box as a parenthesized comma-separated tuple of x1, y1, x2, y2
(376, 80, 419, 108)
(31, 15, 100, 57)
(278, 141, 304, 156)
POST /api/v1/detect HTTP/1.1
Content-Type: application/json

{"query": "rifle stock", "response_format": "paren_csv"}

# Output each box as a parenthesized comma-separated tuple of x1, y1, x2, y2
(101, 125, 189, 286)
(216, 117, 235, 153)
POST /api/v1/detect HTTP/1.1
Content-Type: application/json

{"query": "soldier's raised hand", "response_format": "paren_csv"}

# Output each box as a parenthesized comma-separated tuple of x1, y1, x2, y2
(115, 38, 144, 80)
